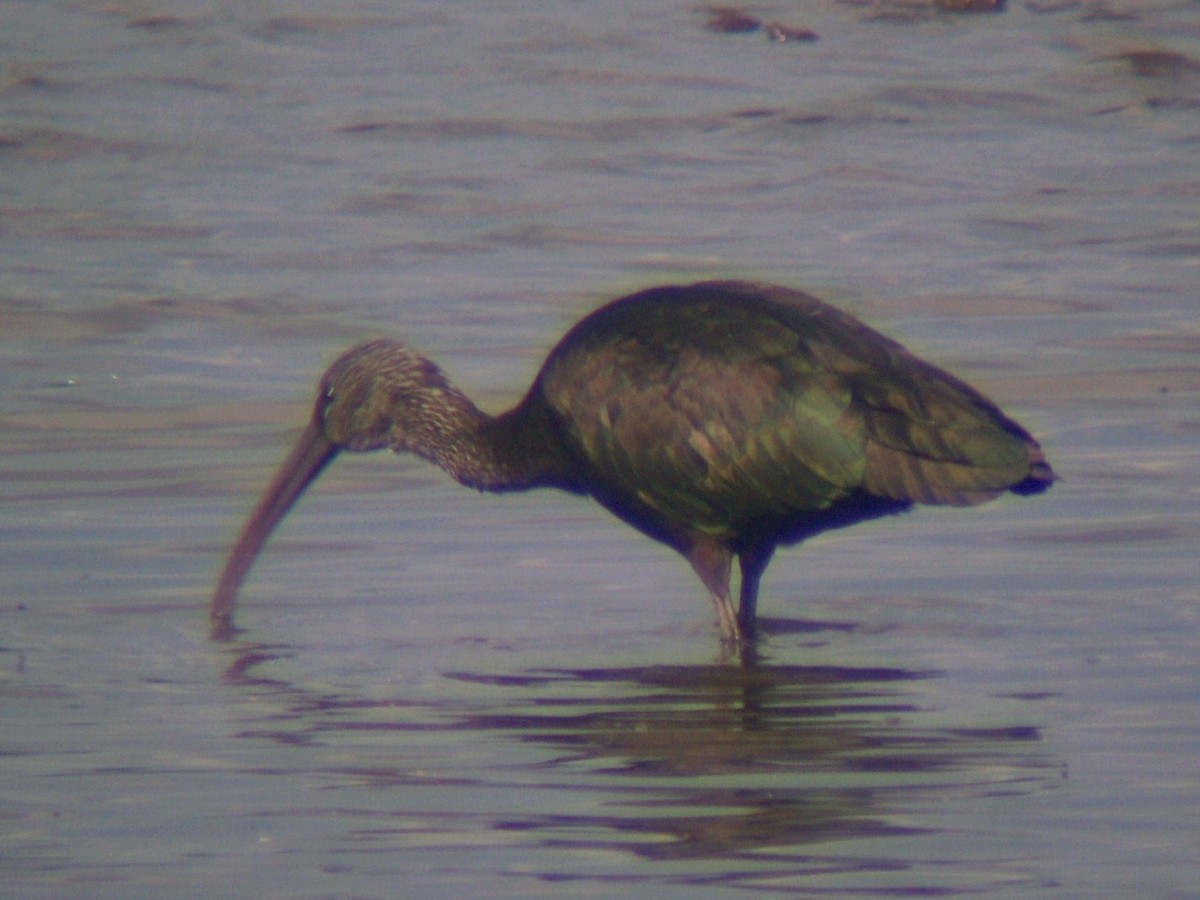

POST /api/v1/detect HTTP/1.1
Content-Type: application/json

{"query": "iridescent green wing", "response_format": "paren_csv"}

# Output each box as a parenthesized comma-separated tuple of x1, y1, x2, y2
(756, 283, 1045, 506)
(537, 286, 870, 537)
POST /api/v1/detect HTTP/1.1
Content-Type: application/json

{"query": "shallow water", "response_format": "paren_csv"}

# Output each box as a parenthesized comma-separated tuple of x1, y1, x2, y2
(2, 1, 1198, 897)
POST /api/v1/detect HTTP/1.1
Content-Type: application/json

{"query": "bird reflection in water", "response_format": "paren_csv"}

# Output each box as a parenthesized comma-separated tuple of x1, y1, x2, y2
(217, 640, 1061, 868)
(211, 281, 1053, 647)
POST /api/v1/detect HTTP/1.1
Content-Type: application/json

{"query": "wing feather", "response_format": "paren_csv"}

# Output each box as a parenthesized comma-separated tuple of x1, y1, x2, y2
(535, 281, 1047, 542)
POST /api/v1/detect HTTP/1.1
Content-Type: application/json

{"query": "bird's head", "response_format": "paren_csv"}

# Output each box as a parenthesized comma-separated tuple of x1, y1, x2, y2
(317, 338, 454, 453)
(210, 338, 457, 637)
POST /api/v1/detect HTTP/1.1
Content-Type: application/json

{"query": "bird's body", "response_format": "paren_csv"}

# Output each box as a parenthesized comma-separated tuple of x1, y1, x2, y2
(211, 281, 1053, 643)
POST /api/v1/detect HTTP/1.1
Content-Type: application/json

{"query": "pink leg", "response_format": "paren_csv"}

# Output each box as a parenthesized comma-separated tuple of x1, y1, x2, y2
(686, 539, 740, 642)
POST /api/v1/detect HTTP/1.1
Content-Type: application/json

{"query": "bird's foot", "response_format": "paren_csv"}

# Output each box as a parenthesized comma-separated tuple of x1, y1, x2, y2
(712, 594, 742, 644)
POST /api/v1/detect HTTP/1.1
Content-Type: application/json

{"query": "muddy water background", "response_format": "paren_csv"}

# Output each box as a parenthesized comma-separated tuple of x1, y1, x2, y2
(3, 1, 1198, 897)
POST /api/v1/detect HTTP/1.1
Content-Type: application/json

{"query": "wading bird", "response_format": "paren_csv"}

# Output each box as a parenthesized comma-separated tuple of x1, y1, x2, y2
(211, 281, 1053, 644)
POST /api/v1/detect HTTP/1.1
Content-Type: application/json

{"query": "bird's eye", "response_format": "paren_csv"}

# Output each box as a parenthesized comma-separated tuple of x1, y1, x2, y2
(321, 385, 337, 412)
(315, 384, 336, 424)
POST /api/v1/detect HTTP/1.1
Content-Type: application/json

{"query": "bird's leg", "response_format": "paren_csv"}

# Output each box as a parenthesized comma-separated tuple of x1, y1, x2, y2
(736, 544, 776, 641)
(685, 539, 740, 642)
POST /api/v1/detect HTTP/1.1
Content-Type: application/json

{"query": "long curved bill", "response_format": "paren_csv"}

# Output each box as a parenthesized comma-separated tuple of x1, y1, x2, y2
(210, 419, 339, 640)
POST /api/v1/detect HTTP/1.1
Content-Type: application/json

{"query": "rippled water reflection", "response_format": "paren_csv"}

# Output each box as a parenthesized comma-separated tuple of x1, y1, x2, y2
(212, 641, 1061, 892)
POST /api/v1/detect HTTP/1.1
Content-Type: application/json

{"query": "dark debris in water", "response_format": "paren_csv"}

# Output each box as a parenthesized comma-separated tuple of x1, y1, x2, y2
(702, 6, 762, 33)
(700, 1, 1008, 32)
(840, 0, 1006, 21)
(701, 6, 819, 42)
(1113, 49, 1200, 80)
(933, 0, 1006, 12)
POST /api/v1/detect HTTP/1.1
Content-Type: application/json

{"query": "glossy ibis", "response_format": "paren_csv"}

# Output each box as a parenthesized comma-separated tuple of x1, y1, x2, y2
(211, 281, 1053, 643)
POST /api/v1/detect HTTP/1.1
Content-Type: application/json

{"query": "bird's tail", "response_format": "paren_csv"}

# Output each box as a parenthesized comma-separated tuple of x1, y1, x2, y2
(1011, 447, 1056, 496)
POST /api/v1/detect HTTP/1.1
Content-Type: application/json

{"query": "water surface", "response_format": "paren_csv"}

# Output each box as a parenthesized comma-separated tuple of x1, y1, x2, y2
(2, 1, 1198, 897)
